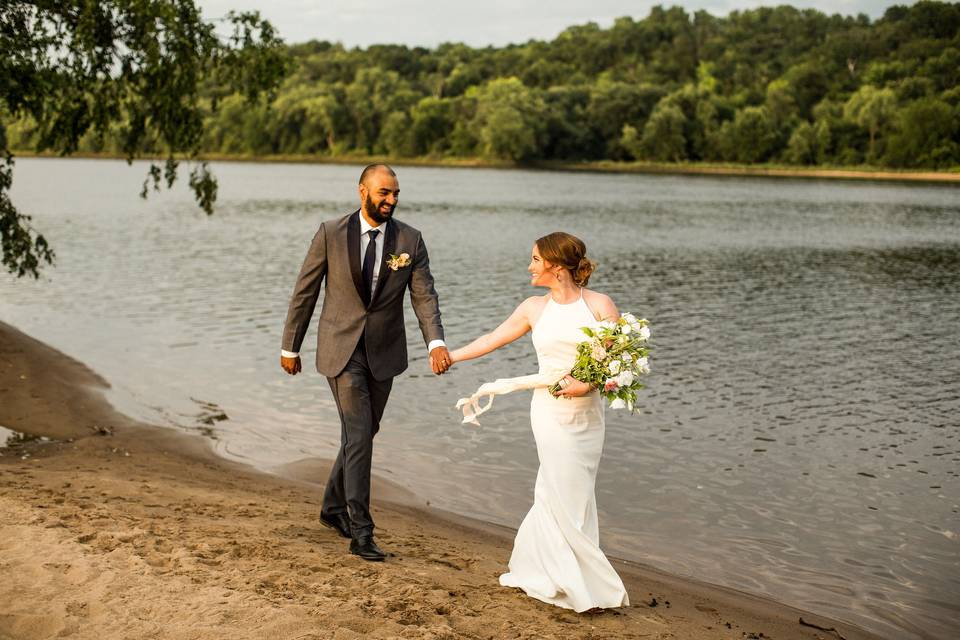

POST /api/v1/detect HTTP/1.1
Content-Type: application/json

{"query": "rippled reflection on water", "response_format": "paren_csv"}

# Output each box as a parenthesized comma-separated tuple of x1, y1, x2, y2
(2, 158, 958, 639)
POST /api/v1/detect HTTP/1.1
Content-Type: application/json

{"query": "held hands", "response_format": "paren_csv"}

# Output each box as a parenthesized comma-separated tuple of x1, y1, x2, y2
(552, 375, 592, 399)
(283, 350, 449, 376)
(281, 355, 301, 376)
(430, 346, 453, 375)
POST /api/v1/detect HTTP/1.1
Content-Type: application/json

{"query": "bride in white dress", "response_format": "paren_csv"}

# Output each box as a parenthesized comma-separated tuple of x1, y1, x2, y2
(449, 232, 629, 612)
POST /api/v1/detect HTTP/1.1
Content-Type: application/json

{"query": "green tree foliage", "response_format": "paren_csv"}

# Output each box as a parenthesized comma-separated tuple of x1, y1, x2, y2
(382, 110, 415, 157)
(541, 87, 596, 160)
(638, 102, 687, 162)
(718, 106, 778, 163)
(408, 97, 457, 156)
(843, 85, 897, 161)
(885, 98, 960, 167)
(786, 120, 831, 165)
(586, 81, 666, 159)
(135, 0, 953, 172)
(468, 78, 546, 161)
(4, 2, 959, 276)
(642, 80, 727, 161)
(1, 1, 288, 277)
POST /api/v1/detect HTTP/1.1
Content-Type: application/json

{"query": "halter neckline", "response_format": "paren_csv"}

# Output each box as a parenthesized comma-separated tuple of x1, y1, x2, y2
(548, 287, 584, 307)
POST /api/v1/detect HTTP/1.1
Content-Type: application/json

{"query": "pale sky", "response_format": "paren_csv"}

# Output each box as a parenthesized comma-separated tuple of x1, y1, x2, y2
(198, 1, 916, 48)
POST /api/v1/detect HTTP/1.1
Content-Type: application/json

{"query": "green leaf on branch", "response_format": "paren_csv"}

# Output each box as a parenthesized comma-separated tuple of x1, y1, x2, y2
(1, 155, 55, 278)
(1, 2, 289, 277)
(189, 162, 218, 215)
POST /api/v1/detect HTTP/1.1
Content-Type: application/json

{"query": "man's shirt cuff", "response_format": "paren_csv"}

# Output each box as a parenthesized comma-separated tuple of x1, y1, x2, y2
(281, 349, 299, 358)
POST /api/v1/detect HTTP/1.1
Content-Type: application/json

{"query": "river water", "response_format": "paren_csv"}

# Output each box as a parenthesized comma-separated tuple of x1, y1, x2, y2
(2, 157, 958, 639)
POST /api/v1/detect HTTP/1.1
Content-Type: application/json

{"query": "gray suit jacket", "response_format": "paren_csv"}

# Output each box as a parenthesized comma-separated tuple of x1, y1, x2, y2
(282, 210, 444, 380)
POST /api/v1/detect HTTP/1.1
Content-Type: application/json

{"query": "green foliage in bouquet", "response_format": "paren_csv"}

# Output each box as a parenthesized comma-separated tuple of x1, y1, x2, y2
(550, 313, 651, 411)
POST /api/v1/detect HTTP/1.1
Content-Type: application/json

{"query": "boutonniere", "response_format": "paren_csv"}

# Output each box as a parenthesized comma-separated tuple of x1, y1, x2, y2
(386, 252, 411, 270)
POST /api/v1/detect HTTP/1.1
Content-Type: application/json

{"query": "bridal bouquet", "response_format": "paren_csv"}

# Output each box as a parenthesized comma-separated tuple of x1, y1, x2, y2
(549, 313, 651, 411)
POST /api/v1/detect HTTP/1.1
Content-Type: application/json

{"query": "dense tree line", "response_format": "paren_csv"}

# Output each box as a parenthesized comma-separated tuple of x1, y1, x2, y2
(8, 1, 960, 169)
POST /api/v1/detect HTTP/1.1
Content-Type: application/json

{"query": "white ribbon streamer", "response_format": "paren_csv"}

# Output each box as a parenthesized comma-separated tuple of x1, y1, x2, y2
(455, 368, 568, 426)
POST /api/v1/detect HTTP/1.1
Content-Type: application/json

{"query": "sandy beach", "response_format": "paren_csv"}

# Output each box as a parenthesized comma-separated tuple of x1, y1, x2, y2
(0, 320, 884, 640)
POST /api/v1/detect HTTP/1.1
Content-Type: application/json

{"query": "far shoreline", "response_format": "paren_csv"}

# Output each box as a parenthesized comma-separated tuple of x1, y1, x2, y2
(12, 149, 960, 185)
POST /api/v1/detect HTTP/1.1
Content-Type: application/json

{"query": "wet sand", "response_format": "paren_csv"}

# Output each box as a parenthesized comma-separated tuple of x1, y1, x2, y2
(0, 320, 884, 640)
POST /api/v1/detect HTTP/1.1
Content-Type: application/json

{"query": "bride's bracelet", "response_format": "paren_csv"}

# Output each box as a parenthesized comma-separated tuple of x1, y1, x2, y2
(563, 375, 598, 391)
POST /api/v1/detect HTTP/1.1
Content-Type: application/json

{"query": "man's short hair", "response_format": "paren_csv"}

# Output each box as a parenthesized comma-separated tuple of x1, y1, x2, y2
(359, 163, 396, 186)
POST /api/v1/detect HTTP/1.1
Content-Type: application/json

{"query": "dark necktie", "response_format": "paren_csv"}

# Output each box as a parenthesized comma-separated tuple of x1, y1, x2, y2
(362, 228, 380, 296)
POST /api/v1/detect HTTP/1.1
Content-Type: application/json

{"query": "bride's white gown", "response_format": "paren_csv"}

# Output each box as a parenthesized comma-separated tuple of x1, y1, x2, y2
(498, 292, 630, 611)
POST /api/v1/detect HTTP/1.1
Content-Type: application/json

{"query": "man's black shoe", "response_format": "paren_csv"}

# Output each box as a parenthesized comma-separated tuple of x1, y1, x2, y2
(319, 512, 352, 539)
(349, 534, 386, 561)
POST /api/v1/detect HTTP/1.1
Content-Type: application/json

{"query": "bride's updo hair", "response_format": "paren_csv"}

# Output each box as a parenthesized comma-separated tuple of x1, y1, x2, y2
(535, 232, 596, 287)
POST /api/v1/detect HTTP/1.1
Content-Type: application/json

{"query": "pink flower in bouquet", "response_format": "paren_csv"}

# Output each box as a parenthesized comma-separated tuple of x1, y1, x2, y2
(604, 378, 620, 392)
(591, 341, 608, 361)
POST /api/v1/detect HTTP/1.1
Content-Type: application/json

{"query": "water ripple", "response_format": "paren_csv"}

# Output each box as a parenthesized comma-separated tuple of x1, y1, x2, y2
(2, 158, 958, 639)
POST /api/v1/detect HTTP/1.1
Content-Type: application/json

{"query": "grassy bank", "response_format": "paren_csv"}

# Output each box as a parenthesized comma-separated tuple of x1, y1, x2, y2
(13, 149, 960, 184)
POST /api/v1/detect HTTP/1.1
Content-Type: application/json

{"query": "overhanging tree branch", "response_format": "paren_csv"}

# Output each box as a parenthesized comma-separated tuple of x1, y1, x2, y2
(0, 1, 289, 278)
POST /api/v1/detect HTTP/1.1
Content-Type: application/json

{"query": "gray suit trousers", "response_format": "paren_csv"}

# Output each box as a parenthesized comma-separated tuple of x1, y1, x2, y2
(321, 336, 393, 537)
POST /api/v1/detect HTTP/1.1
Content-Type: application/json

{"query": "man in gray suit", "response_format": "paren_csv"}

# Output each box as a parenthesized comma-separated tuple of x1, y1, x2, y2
(280, 164, 451, 561)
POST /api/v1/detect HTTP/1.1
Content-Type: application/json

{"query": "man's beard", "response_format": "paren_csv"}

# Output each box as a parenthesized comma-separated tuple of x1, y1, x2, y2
(365, 194, 394, 224)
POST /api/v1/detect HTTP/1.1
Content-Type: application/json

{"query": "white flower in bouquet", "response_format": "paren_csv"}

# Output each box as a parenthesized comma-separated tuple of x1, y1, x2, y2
(556, 309, 651, 414)
(636, 356, 650, 374)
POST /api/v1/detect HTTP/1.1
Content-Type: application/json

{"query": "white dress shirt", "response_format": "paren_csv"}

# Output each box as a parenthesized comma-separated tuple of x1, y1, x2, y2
(282, 212, 445, 359)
